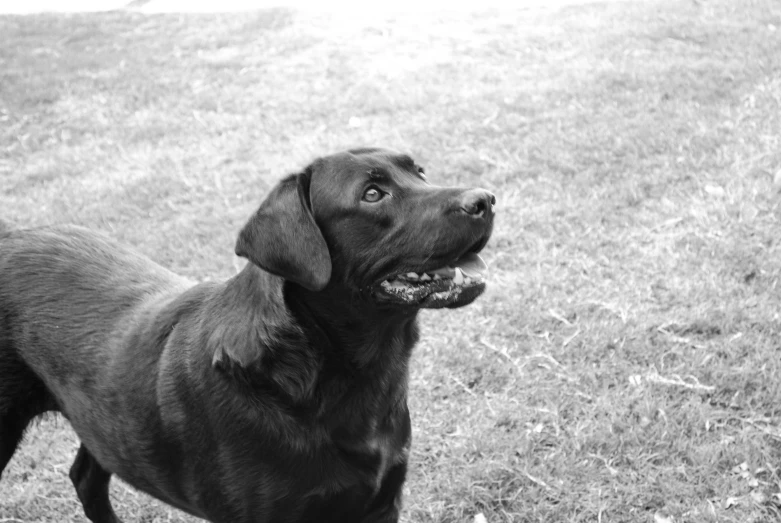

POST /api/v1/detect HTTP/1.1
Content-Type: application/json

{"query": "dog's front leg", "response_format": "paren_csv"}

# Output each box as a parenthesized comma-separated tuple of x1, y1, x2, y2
(69, 444, 123, 523)
(360, 463, 406, 523)
(361, 506, 400, 523)
(361, 502, 401, 523)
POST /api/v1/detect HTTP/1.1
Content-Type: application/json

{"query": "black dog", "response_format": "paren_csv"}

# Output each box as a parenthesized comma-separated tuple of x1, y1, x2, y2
(0, 148, 494, 523)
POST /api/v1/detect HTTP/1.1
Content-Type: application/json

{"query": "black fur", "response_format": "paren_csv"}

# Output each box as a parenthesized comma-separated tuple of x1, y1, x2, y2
(0, 149, 494, 523)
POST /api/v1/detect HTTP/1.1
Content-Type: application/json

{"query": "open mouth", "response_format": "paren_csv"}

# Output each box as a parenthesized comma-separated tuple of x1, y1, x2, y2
(373, 252, 488, 309)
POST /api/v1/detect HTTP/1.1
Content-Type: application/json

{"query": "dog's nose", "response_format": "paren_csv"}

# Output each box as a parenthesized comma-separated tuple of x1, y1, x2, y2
(459, 189, 495, 218)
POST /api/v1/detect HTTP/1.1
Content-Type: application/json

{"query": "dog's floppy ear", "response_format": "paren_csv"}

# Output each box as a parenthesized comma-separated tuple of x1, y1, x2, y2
(235, 168, 331, 291)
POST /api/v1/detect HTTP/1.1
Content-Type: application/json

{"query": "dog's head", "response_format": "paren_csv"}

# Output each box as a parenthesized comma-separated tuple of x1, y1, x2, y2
(236, 148, 494, 309)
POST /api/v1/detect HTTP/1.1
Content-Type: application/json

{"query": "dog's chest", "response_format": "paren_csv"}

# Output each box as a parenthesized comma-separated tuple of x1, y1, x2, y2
(317, 408, 410, 493)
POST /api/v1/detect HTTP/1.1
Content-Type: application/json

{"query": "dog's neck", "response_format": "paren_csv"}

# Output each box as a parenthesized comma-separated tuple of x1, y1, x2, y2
(284, 276, 418, 437)
(285, 276, 420, 370)
(209, 263, 418, 408)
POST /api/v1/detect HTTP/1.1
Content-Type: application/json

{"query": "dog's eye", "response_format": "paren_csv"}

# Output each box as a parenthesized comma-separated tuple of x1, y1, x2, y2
(362, 187, 384, 203)
(417, 167, 426, 180)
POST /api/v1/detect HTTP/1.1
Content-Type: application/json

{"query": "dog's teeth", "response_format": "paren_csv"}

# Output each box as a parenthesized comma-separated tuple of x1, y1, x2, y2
(433, 274, 442, 280)
(453, 267, 464, 285)
(420, 273, 431, 281)
(406, 272, 419, 280)
(430, 266, 455, 279)
(464, 276, 472, 285)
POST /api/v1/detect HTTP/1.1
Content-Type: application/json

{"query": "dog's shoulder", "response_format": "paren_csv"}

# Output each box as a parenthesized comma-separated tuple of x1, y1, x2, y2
(197, 266, 323, 405)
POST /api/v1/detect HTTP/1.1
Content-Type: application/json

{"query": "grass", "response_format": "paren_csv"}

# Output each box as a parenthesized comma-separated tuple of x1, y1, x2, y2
(2, 0, 781, 521)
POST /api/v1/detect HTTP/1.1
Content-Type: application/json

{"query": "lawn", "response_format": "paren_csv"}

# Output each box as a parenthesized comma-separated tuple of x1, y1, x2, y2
(2, 0, 781, 521)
